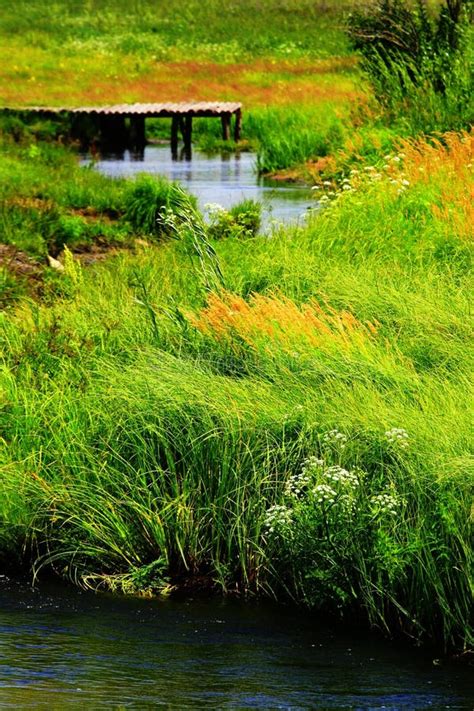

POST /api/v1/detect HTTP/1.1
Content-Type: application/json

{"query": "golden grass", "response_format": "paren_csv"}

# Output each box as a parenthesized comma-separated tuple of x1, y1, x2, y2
(401, 132, 474, 240)
(191, 291, 378, 356)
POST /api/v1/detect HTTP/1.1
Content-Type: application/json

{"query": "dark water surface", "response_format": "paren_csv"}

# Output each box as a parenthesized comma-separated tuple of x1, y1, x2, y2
(83, 146, 316, 226)
(0, 577, 472, 709)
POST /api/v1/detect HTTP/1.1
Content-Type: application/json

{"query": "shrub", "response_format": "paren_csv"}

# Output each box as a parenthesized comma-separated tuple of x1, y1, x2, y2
(206, 199, 262, 240)
(124, 174, 198, 236)
(229, 199, 262, 235)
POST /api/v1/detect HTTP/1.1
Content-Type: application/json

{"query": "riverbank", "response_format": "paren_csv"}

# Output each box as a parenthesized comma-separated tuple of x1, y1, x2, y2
(1, 130, 473, 652)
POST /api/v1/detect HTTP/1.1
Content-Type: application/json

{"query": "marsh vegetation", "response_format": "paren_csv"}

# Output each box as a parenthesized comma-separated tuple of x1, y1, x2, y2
(0, 0, 473, 656)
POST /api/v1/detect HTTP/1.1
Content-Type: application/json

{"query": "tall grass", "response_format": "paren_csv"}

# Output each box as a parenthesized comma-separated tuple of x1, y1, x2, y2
(347, 0, 474, 133)
(1, 132, 473, 650)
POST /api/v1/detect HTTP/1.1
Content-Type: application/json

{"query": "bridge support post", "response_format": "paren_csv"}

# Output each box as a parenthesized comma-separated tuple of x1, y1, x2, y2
(70, 113, 100, 150)
(99, 115, 128, 153)
(129, 116, 146, 152)
(183, 116, 192, 159)
(221, 113, 231, 141)
(171, 116, 179, 159)
(234, 108, 241, 142)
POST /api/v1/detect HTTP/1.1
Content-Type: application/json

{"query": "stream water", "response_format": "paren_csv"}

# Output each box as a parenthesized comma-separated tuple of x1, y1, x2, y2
(0, 577, 472, 709)
(83, 145, 316, 226)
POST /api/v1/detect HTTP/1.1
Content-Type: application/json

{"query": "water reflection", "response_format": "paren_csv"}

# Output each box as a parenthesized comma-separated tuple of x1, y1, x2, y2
(82, 146, 317, 227)
(0, 577, 472, 709)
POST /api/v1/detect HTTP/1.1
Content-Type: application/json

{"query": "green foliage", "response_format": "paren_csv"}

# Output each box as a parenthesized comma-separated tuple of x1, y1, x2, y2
(1, 133, 473, 651)
(264, 445, 472, 647)
(0, 0, 355, 61)
(207, 199, 262, 240)
(0, 268, 27, 309)
(347, 0, 474, 132)
(247, 109, 346, 173)
(0, 140, 203, 259)
(124, 174, 197, 236)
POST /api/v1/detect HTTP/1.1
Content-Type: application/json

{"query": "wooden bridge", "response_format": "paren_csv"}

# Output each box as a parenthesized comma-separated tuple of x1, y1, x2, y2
(1, 102, 242, 156)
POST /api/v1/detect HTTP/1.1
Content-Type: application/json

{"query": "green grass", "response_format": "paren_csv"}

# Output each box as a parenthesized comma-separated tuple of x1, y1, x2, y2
(0, 0, 354, 62)
(1, 131, 472, 651)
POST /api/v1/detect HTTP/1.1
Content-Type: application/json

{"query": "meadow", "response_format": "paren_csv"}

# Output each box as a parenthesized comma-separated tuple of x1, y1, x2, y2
(0, 0, 473, 655)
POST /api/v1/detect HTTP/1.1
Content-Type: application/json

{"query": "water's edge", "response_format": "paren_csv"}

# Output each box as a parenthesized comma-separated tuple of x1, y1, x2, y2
(82, 146, 317, 228)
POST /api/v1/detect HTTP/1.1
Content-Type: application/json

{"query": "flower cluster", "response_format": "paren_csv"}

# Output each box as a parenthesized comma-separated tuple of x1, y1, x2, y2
(285, 469, 311, 498)
(302, 455, 325, 472)
(322, 429, 348, 449)
(204, 202, 226, 215)
(385, 428, 409, 448)
(324, 465, 359, 489)
(263, 504, 293, 534)
(311, 151, 410, 205)
(313, 483, 337, 504)
(159, 206, 178, 228)
(370, 492, 401, 516)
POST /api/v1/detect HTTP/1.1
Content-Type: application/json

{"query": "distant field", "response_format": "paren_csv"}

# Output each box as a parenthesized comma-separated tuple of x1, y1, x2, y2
(0, 0, 360, 108)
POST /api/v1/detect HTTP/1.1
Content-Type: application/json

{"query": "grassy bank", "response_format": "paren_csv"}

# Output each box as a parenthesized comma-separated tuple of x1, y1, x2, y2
(0, 0, 473, 655)
(1, 131, 473, 651)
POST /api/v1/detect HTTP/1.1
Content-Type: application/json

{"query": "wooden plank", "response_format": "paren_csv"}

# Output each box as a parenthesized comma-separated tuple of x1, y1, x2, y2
(0, 102, 242, 118)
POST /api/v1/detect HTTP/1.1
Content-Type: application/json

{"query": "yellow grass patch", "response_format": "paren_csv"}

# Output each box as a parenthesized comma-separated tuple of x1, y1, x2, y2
(190, 291, 378, 356)
(401, 132, 474, 240)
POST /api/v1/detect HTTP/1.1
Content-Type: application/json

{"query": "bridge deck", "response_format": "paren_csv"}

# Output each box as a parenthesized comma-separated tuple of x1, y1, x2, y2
(1, 102, 242, 118)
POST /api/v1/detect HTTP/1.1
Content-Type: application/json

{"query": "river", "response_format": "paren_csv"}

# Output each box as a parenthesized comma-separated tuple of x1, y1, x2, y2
(82, 145, 316, 227)
(0, 577, 472, 709)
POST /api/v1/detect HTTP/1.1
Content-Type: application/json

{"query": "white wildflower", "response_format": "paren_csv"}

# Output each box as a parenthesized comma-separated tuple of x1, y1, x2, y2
(385, 428, 409, 448)
(204, 202, 226, 215)
(263, 504, 293, 533)
(370, 492, 400, 516)
(285, 470, 311, 499)
(313, 484, 337, 504)
(303, 455, 325, 468)
(322, 429, 348, 449)
(339, 493, 358, 514)
(324, 465, 359, 489)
